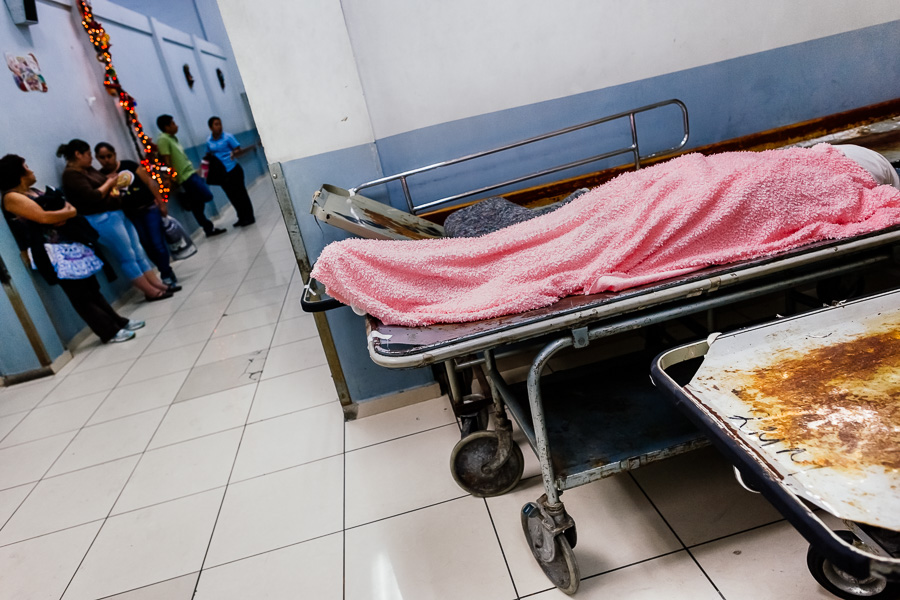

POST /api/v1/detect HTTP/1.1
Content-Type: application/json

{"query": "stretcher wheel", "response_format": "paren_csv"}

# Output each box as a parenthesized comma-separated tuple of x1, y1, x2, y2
(806, 530, 898, 599)
(459, 406, 490, 438)
(521, 502, 580, 595)
(449, 431, 524, 497)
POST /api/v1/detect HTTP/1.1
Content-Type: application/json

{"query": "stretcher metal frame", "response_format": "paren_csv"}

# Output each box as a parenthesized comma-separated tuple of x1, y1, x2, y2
(303, 97, 900, 593)
(650, 290, 900, 598)
(362, 227, 900, 594)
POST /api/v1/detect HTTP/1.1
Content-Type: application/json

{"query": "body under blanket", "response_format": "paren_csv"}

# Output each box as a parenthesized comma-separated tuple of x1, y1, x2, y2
(312, 144, 900, 327)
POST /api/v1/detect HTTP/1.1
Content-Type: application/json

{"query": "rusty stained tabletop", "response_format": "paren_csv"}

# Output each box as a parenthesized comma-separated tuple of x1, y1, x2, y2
(685, 290, 900, 531)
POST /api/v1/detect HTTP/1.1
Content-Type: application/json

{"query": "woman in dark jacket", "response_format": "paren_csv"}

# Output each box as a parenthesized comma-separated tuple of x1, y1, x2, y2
(57, 139, 176, 301)
(0, 154, 142, 343)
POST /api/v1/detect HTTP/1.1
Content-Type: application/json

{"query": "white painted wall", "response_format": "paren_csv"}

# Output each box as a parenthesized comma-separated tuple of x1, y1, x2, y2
(343, 0, 900, 139)
(216, 0, 374, 164)
(218, 0, 900, 163)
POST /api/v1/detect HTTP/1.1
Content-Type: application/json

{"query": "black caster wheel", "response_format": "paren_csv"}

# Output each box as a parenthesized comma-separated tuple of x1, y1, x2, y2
(449, 430, 524, 497)
(459, 405, 490, 438)
(807, 531, 899, 599)
(521, 502, 580, 595)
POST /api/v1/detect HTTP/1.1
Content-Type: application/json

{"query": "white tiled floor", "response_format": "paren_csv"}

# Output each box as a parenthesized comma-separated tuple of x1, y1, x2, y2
(0, 178, 851, 599)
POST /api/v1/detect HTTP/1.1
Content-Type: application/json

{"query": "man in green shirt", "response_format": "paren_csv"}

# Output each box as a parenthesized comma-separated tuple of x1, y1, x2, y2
(156, 114, 225, 237)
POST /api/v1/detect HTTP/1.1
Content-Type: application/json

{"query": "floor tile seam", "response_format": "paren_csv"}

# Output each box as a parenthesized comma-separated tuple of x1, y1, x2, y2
(27, 384, 117, 490)
(185, 228, 280, 377)
(0, 480, 35, 536)
(221, 297, 289, 318)
(0, 410, 29, 446)
(200, 529, 344, 572)
(681, 546, 728, 600)
(258, 356, 331, 381)
(245, 397, 336, 427)
(626, 471, 690, 549)
(227, 450, 345, 487)
(191, 366, 260, 590)
(269, 330, 320, 349)
(207, 317, 282, 340)
(0, 403, 105, 451)
(61, 315, 182, 374)
(344, 422, 459, 454)
(343, 493, 471, 532)
(107, 482, 231, 519)
(482, 497, 522, 599)
(230, 280, 291, 298)
(684, 517, 789, 550)
(54, 375, 208, 599)
(143, 423, 247, 453)
(93, 371, 194, 521)
(9, 451, 146, 492)
(96, 572, 201, 600)
(0, 515, 108, 550)
(31, 379, 120, 409)
(515, 548, 690, 599)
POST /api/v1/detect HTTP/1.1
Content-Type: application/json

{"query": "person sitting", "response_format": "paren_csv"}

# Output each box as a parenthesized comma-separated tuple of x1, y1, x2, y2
(0, 154, 142, 343)
(206, 116, 255, 227)
(56, 139, 177, 301)
(94, 142, 177, 287)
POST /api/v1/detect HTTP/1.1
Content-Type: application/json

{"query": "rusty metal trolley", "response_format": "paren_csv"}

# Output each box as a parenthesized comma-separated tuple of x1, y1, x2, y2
(650, 289, 900, 599)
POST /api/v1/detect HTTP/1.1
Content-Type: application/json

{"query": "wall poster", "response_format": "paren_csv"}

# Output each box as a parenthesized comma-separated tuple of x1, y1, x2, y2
(5, 52, 47, 92)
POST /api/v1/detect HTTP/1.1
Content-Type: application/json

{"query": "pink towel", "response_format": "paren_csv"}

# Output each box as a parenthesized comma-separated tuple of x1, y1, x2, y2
(312, 144, 900, 326)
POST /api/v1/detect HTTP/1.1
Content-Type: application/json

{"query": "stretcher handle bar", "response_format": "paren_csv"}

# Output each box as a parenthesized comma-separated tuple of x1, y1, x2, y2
(300, 276, 342, 312)
(350, 99, 689, 214)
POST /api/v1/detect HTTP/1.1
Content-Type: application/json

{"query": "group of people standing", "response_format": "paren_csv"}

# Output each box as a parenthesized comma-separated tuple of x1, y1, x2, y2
(0, 116, 256, 345)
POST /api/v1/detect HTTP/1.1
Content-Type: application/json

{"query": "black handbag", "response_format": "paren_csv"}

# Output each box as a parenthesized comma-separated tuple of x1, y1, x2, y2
(203, 153, 227, 186)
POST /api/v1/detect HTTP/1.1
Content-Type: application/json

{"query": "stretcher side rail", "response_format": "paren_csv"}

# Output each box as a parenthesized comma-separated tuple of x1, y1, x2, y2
(349, 99, 689, 214)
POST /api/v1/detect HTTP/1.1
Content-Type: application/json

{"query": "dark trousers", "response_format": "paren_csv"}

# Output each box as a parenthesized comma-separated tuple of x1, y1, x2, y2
(180, 173, 216, 234)
(220, 164, 255, 223)
(127, 206, 175, 280)
(58, 276, 129, 343)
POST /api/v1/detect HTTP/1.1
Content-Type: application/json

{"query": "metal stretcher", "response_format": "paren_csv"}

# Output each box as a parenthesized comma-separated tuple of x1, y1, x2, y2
(301, 100, 900, 595)
(651, 290, 900, 599)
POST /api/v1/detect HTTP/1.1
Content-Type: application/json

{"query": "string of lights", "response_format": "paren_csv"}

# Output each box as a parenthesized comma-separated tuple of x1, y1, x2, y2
(76, 0, 175, 199)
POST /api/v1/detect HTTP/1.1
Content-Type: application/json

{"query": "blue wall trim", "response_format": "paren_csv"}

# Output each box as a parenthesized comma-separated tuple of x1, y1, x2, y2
(278, 145, 436, 403)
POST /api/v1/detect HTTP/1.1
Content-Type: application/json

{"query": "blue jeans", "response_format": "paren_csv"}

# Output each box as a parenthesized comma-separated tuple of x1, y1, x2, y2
(126, 206, 174, 280)
(179, 173, 216, 234)
(84, 210, 154, 280)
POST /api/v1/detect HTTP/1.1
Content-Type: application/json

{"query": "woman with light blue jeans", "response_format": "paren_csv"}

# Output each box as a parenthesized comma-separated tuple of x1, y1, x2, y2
(57, 139, 177, 301)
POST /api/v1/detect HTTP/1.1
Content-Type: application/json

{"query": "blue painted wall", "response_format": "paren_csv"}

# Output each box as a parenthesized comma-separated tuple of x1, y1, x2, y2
(0, 0, 258, 378)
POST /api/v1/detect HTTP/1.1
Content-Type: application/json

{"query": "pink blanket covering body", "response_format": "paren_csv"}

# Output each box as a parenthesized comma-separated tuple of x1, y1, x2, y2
(312, 144, 900, 326)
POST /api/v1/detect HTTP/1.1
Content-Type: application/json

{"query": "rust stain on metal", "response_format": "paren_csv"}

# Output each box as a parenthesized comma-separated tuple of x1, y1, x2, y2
(726, 324, 900, 470)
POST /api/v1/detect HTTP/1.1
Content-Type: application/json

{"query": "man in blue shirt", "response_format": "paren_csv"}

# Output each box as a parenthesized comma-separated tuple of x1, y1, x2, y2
(206, 116, 256, 226)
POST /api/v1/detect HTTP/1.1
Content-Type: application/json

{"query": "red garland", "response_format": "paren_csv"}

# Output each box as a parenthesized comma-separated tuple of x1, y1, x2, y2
(76, 0, 175, 199)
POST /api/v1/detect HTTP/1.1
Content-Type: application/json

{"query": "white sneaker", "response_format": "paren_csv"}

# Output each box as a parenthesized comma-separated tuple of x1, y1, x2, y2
(108, 329, 136, 343)
(125, 319, 145, 331)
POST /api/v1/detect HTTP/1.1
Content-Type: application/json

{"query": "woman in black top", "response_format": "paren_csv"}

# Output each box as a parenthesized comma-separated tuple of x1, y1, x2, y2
(0, 154, 142, 343)
(95, 142, 176, 285)
(57, 139, 175, 301)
